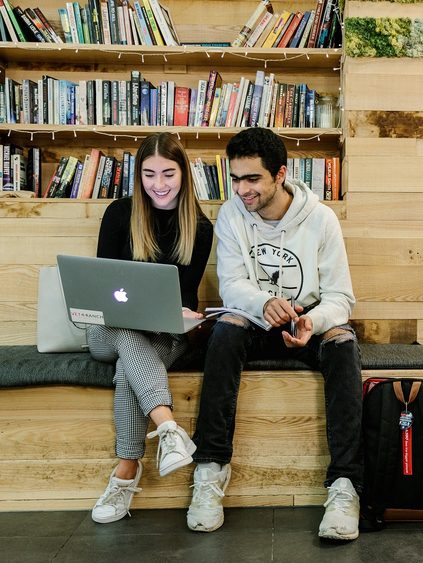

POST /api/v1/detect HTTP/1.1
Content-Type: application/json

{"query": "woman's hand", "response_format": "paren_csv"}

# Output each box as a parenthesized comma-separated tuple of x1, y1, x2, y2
(182, 307, 204, 320)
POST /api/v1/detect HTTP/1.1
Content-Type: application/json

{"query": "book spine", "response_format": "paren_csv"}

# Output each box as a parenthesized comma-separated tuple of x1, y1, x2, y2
(307, 0, 325, 48)
(232, 0, 270, 47)
(108, 0, 120, 44)
(100, 1, 112, 44)
(324, 157, 333, 200)
(131, 70, 140, 125)
(147, 0, 175, 45)
(99, 155, 115, 198)
(249, 71, 264, 127)
(0, 1, 19, 42)
(3, 0, 26, 41)
(58, 7, 72, 42)
(331, 156, 340, 200)
(34, 7, 63, 43)
(201, 70, 221, 127)
(245, 9, 273, 48)
(65, 2, 79, 42)
(140, 0, 161, 45)
(72, 2, 85, 43)
(173, 86, 189, 127)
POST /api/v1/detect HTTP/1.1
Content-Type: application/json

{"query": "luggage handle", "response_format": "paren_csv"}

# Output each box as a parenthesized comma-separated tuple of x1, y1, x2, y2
(393, 381, 422, 406)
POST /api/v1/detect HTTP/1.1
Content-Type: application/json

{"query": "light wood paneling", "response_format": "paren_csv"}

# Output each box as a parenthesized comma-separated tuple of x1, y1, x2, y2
(345, 1, 423, 19)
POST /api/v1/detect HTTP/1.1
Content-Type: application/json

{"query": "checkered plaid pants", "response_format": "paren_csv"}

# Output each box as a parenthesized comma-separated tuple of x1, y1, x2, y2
(87, 325, 187, 459)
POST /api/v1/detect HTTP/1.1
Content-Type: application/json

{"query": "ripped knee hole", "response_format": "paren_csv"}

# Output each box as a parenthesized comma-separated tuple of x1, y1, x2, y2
(322, 327, 354, 344)
(218, 314, 250, 328)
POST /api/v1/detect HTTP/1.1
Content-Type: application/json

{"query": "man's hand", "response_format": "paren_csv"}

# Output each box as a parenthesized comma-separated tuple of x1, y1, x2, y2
(282, 314, 313, 348)
(182, 307, 204, 320)
(263, 297, 303, 327)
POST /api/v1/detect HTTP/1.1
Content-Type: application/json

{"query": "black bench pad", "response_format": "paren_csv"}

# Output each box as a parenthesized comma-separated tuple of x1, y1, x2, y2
(1, 343, 423, 389)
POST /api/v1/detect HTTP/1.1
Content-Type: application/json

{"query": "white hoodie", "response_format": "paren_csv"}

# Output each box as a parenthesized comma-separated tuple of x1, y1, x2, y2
(215, 179, 355, 335)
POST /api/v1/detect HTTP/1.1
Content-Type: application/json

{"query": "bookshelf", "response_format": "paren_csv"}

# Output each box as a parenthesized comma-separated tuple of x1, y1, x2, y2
(0, 0, 343, 199)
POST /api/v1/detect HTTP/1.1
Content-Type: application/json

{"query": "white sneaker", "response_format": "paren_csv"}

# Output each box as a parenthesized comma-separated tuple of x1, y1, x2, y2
(92, 461, 142, 524)
(187, 464, 231, 532)
(318, 477, 360, 540)
(147, 420, 196, 477)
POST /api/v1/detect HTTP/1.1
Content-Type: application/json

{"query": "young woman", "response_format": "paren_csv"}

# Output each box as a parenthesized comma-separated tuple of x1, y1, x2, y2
(88, 132, 213, 524)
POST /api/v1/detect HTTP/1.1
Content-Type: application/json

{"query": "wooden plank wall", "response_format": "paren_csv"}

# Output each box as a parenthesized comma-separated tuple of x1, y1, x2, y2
(342, 2, 423, 344)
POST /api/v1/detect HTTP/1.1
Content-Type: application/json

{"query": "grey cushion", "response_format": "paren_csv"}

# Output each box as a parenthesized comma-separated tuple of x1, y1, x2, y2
(1, 343, 423, 389)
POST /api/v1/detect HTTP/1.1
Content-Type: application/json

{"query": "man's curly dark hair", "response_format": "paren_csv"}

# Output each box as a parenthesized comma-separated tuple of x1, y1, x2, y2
(226, 127, 288, 178)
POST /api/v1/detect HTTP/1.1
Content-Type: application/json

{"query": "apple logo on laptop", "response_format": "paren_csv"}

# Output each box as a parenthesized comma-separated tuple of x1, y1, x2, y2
(114, 288, 128, 303)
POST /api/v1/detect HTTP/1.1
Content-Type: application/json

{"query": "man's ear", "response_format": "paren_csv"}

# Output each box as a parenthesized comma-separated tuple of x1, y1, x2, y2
(276, 165, 287, 185)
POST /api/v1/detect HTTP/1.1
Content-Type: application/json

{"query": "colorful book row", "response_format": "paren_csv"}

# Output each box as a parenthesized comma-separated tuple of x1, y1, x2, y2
(0, 69, 328, 129)
(0, 0, 178, 44)
(232, 0, 341, 49)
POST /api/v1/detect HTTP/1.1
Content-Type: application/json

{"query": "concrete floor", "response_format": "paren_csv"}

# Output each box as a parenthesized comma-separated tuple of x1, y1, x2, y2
(1, 507, 422, 562)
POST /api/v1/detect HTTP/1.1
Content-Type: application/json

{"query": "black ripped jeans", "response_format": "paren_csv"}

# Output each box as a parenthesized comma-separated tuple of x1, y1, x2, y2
(192, 317, 363, 492)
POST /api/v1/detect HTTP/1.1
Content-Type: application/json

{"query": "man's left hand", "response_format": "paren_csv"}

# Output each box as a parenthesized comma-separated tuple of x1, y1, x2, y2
(282, 314, 313, 348)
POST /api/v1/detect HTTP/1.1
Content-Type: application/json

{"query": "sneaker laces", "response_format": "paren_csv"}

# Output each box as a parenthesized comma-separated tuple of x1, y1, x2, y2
(98, 481, 142, 517)
(324, 486, 355, 514)
(190, 478, 225, 508)
(147, 427, 180, 469)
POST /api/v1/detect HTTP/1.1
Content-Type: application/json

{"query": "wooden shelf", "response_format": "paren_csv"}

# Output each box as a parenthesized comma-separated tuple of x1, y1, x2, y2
(0, 43, 341, 69)
(0, 124, 342, 144)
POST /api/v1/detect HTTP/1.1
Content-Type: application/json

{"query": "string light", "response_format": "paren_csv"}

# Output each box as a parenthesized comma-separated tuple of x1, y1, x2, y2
(206, 51, 210, 58)
(297, 139, 300, 146)
(118, 52, 122, 59)
(7, 128, 338, 145)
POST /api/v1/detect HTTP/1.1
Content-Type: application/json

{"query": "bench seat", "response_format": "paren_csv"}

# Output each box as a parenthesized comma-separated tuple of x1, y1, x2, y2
(1, 343, 422, 512)
(1, 343, 423, 388)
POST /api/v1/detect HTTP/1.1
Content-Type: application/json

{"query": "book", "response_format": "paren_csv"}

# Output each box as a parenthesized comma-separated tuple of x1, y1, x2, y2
(289, 11, 311, 48)
(135, 1, 154, 45)
(12, 152, 27, 190)
(98, 155, 116, 198)
(173, 86, 190, 126)
(12, 6, 42, 41)
(324, 157, 333, 200)
(2, 0, 25, 41)
(331, 156, 340, 200)
(58, 7, 72, 42)
(307, 0, 325, 48)
(54, 155, 79, 197)
(194, 79, 207, 127)
(205, 307, 272, 331)
(232, 0, 272, 47)
(107, 0, 120, 44)
(26, 146, 41, 195)
(311, 157, 325, 200)
(79, 148, 103, 198)
(91, 153, 106, 198)
(316, 0, 334, 48)
(148, 0, 177, 45)
(249, 70, 265, 127)
(120, 151, 131, 197)
(202, 70, 222, 127)
(244, 8, 273, 48)
(44, 155, 69, 197)
(141, 0, 164, 45)
(298, 10, 315, 48)
(69, 159, 84, 198)
(261, 10, 290, 48)
(276, 11, 302, 48)
(110, 158, 122, 198)
(225, 82, 239, 128)
(0, 0, 19, 42)
(33, 7, 63, 43)
(159, 2, 179, 45)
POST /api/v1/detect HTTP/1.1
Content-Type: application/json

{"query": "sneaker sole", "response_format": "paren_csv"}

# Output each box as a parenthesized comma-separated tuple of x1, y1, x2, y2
(318, 529, 359, 541)
(92, 509, 131, 524)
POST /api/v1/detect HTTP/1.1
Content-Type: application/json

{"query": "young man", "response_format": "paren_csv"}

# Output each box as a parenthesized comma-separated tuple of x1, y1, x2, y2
(187, 128, 363, 540)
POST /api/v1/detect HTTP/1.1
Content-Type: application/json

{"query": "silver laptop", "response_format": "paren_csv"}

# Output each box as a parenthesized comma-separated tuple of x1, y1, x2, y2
(57, 255, 204, 334)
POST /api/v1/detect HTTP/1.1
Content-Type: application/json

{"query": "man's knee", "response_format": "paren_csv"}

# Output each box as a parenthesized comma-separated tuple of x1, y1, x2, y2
(321, 326, 356, 345)
(217, 313, 251, 329)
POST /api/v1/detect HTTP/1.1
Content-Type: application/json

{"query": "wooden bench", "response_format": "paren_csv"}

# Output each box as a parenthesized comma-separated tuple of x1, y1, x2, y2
(1, 343, 423, 512)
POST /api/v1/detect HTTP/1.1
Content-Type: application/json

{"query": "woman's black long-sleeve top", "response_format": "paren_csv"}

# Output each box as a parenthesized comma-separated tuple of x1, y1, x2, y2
(97, 197, 213, 312)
